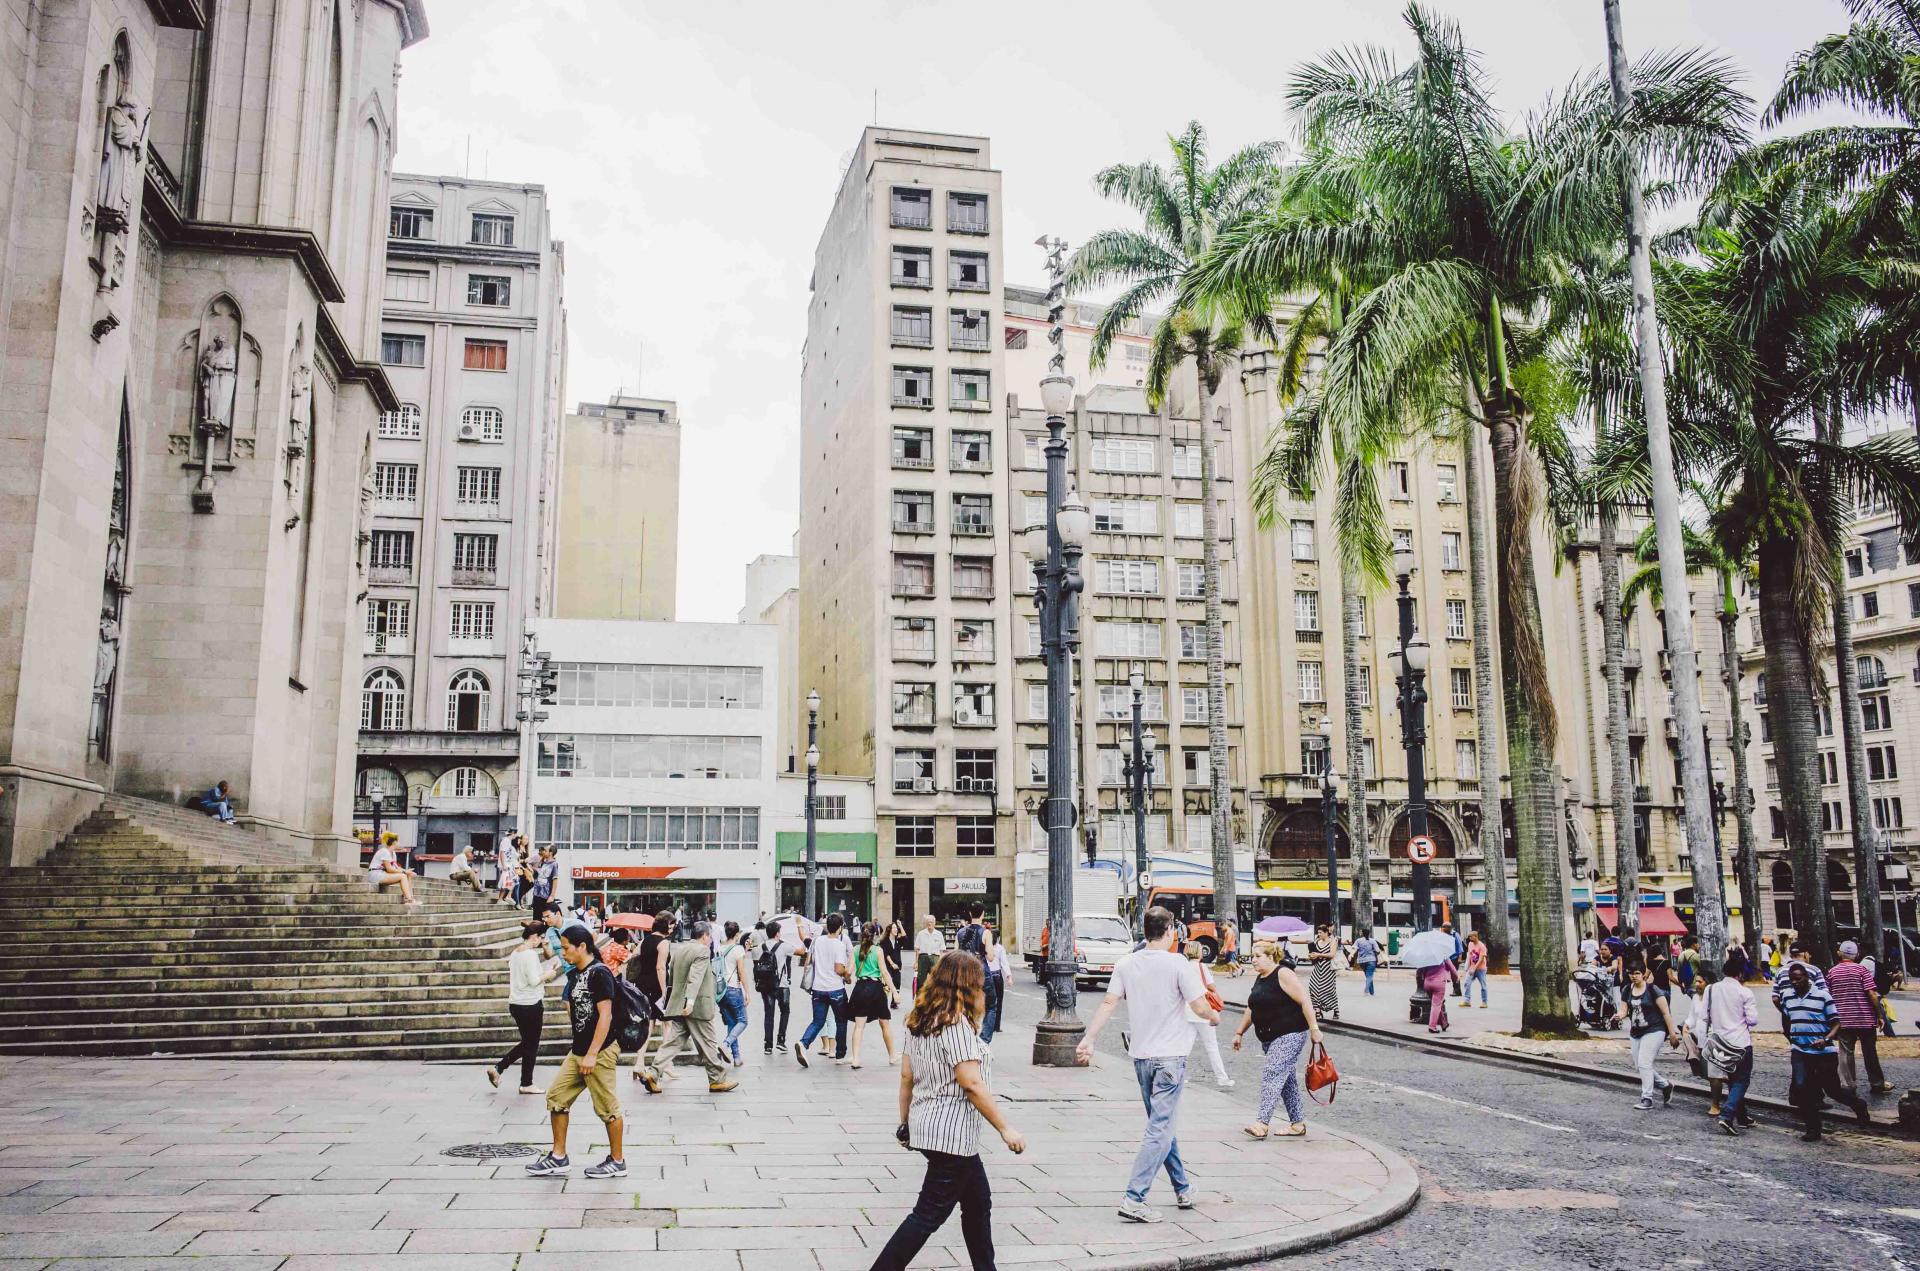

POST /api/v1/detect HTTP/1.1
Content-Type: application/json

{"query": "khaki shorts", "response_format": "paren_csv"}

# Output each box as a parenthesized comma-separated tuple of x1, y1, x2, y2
(544, 1046, 622, 1122)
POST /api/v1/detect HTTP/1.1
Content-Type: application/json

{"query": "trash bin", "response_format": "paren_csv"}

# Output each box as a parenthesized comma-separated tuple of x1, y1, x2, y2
(1386, 929, 1402, 957)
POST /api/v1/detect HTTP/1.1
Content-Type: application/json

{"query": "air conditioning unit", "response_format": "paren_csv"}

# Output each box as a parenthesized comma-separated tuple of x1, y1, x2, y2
(458, 421, 480, 441)
(912, 777, 935, 794)
(954, 708, 976, 725)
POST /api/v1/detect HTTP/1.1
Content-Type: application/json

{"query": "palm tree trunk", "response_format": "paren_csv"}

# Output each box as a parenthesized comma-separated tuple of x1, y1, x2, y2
(1824, 411, 1884, 962)
(1487, 402, 1576, 1034)
(1594, 434, 1639, 940)
(1720, 583, 1763, 958)
(1604, 0, 1726, 964)
(1342, 564, 1372, 936)
(1463, 425, 1510, 974)
(1758, 536, 1833, 963)
(1197, 374, 1236, 946)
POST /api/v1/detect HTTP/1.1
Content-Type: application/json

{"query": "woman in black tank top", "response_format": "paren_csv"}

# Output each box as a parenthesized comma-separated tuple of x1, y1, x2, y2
(1229, 942, 1322, 1139)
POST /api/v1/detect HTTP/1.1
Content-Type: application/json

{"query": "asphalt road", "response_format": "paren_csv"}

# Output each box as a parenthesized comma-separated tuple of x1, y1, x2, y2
(999, 975, 1920, 1271)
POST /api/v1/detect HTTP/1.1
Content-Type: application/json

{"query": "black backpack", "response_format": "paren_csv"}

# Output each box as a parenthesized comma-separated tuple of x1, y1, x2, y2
(753, 941, 782, 993)
(956, 922, 988, 967)
(608, 969, 654, 1049)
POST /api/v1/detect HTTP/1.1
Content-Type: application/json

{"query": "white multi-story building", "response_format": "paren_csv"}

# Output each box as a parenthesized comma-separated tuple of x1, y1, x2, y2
(529, 620, 781, 925)
(354, 174, 566, 863)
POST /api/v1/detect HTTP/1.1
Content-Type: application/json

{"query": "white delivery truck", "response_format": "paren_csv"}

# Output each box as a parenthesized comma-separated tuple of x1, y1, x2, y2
(1017, 858, 1129, 987)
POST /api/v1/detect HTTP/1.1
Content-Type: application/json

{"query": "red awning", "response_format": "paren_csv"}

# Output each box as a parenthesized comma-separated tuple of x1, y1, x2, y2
(1595, 906, 1688, 937)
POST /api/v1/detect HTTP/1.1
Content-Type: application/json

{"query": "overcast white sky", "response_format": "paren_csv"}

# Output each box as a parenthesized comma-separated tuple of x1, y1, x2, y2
(393, 0, 1854, 622)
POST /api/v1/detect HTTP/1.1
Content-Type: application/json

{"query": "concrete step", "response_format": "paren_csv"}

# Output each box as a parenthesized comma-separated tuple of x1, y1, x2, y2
(0, 981, 547, 1014)
(0, 968, 512, 994)
(0, 1021, 556, 1059)
(0, 995, 524, 1031)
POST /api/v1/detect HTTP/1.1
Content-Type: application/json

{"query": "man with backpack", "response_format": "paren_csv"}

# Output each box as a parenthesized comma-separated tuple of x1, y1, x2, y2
(526, 926, 626, 1179)
(955, 902, 989, 974)
(757, 920, 797, 1055)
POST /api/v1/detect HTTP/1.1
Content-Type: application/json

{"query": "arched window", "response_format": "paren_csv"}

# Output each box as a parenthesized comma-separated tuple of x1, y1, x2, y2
(1266, 809, 1350, 862)
(432, 766, 495, 799)
(1771, 861, 1794, 891)
(460, 406, 505, 443)
(1827, 860, 1851, 893)
(1857, 655, 1888, 690)
(361, 668, 405, 731)
(357, 767, 405, 800)
(378, 403, 422, 438)
(446, 669, 490, 731)
(1388, 812, 1457, 858)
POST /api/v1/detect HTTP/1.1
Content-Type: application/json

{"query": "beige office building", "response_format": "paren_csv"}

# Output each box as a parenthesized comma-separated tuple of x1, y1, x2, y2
(797, 127, 1013, 932)
(552, 395, 680, 621)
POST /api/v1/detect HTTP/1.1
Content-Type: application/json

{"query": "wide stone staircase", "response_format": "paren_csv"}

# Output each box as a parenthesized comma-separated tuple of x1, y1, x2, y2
(0, 794, 562, 1060)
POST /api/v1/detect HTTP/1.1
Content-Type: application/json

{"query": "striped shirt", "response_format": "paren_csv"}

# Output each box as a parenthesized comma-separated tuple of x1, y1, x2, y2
(1770, 960, 1827, 1000)
(1824, 960, 1880, 1030)
(1777, 984, 1839, 1055)
(906, 1021, 990, 1157)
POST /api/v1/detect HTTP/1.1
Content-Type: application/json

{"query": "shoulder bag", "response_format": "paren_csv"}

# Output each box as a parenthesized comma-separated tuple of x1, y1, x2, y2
(1304, 1040, 1340, 1104)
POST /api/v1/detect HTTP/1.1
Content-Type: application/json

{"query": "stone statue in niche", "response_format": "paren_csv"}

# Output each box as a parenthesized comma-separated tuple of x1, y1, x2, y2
(96, 91, 148, 244)
(285, 352, 313, 517)
(89, 614, 121, 752)
(198, 335, 237, 437)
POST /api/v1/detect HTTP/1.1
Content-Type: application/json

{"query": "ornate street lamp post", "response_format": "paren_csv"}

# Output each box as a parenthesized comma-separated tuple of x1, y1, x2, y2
(805, 688, 821, 918)
(1123, 665, 1157, 939)
(1308, 725, 1340, 932)
(1392, 546, 1433, 933)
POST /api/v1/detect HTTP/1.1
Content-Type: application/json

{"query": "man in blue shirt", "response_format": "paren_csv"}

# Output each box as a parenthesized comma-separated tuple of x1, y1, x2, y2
(1778, 961, 1869, 1141)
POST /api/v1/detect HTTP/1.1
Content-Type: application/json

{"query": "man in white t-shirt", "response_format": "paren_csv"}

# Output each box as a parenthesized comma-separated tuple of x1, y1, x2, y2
(1079, 905, 1217, 1224)
(913, 914, 946, 994)
(795, 912, 854, 1066)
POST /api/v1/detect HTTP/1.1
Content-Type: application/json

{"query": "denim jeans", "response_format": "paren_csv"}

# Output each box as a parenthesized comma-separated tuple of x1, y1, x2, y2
(980, 974, 1003, 1043)
(800, 989, 849, 1059)
(1466, 969, 1488, 1004)
(762, 987, 790, 1050)
(1125, 1057, 1191, 1204)
(1632, 1030, 1670, 1099)
(1719, 1045, 1754, 1124)
(1360, 963, 1376, 995)
(719, 986, 747, 1061)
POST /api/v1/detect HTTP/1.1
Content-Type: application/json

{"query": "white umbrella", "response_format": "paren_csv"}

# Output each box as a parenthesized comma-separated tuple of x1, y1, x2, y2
(1401, 929, 1458, 970)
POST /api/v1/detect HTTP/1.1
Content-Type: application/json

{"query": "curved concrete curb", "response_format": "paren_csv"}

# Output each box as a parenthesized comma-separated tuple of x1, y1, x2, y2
(1077, 1125, 1421, 1271)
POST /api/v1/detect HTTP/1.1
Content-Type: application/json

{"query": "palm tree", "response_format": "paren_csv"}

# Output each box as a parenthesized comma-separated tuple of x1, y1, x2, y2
(1185, 3, 1744, 1033)
(1460, 412, 1512, 973)
(1067, 122, 1281, 946)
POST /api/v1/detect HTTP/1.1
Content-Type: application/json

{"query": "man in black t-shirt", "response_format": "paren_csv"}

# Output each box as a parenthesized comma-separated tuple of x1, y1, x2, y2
(526, 926, 626, 1180)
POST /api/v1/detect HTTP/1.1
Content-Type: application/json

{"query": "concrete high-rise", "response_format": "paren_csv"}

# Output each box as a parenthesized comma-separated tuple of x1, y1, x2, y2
(552, 395, 680, 621)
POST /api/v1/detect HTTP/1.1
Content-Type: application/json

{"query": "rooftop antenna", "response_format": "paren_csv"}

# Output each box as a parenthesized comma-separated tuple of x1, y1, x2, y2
(873, 90, 878, 125)
(464, 134, 471, 177)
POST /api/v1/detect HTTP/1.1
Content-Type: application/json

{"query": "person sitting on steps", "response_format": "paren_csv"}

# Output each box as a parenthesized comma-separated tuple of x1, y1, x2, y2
(197, 780, 236, 824)
(366, 832, 419, 909)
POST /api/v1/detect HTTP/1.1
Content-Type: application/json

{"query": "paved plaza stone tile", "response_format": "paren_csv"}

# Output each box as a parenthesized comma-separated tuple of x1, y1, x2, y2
(0, 1023, 1414, 1270)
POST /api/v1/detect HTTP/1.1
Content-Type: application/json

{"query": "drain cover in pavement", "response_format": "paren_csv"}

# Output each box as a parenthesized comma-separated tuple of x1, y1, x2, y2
(441, 1142, 539, 1160)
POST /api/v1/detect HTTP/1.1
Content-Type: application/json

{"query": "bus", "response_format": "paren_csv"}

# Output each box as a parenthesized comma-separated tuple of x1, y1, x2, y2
(1146, 882, 1453, 959)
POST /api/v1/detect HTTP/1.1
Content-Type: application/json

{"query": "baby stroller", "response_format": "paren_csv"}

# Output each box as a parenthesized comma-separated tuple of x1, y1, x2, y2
(1571, 965, 1619, 1030)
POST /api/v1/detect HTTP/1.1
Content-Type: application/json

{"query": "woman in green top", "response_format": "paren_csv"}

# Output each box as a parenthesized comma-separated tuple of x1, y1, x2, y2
(847, 921, 901, 1068)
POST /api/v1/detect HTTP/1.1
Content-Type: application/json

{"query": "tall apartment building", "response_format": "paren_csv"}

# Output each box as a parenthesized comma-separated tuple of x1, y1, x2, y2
(355, 175, 566, 863)
(552, 395, 680, 621)
(798, 127, 1013, 932)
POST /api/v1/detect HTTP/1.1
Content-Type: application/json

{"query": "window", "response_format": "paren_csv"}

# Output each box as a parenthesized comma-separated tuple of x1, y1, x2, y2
(1859, 589, 1882, 619)
(1301, 740, 1329, 777)
(1874, 796, 1906, 830)
(893, 426, 933, 469)
(954, 814, 996, 856)
(551, 663, 764, 709)
(366, 598, 410, 644)
(537, 734, 761, 780)
(1125, 342, 1150, 366)
(373, 462, 418, 503)
(1868, 743, 1899, 782)
(1446, 598, 1468, 639)
(892, 489, 933, 533)
(1091, 435, 1156, 473)
(954, 749, 995, 790)
(1093, 497, 1159, 534)
(1759, 712, 1771, 743)
(950, 369, 990, 410)
(1863, 694, 1893, 731)
(949, 308, 991, 350)
(949, 250, 988, 291)
(1910, 582, 1920, 618)
(895, 815, 935, 857)
(1184, 816, 1214, 854)
(1096, 558, 1160, 595)
(1765, 759, 1779, 791)
(381, 333, 425, 366)
(385, 268, 430, 302)
(1025, 682, 1048, 719)
(455, 466, 502, 508)
(389, 205, 432, 239)
(1021, 494, 1047, 530)
(891, 305, 933, 347)
(1005, 327, 1029, 349)
(1441, 532, 1463, 571)
(893, 617, 934, 660)
(448, 601, 495, 642)
(1182, 686, 1207, 724)
(1173, 503, 1204, 538)
(893, 554, 934, 597)
(470, 212, 514, 246)
(1298, 661, 1324, 703)
(445, 669, 490, 732)
(369, 529, 413, 574)
(1858, 655, 1888, 689)
(1172, 442, 1210, 480)
(953, 619, 994, 660)
(951, 557, 993, 598)
(535, 804, 761, 852)
(1846, 547, 1865, 578)
(1179, 623, 1205, 660)
(378, 403, 422, 438)
(1183, 748, 1211, 785)
(891, 186, 932, 229)
(451, 533, 497, 582)
(816, 795, 847, 821)
(1291, 520, 1316, 561)
(953, 682, 995, 726)
(1436, 464, 1459, 502)
(1024, 618, 1042, 656)
(1100, 748, 1166, 787)
(361, 668, 406, 731)
(1452, 667, 1472, 710)
(893, 750, 935, 795)
(1388, 460, 1411, 498)
(1098, 684, 1165, 720)
(1816, 701, 1834, 737)
(466, 274, 511, 306)
(892, 245, 932, 287)
(892, 366, 933, 408)
(461, 406, 505, 442)
(1456, 739, 1479, 779)
(463, 339, 508, 371)
(1098, 621, 1163, 658)
(1822, 801, 1845, 833)
(1355, 664, 1372, 707)
(1026, 746, 1050, 786)
(949, 430, 991, 471)
(1176, 562, 1205, 599)
(1769, 807, 1785, 838)
(1295, 590, 1320, 634)
(1022, 434, 1046, 469)
(893, 682, 935, 727)
(947, 192, 989, 234)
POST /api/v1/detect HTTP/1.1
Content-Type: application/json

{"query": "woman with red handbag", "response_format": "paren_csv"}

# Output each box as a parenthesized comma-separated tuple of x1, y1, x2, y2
(1230, 942, 1323, 1139)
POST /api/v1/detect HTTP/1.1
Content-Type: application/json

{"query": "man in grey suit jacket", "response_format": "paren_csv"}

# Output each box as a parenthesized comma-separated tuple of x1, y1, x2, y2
(646, 921, 738, 1091)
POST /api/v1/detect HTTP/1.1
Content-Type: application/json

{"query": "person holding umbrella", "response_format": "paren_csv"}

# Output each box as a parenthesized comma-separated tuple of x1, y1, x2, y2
(1402, 929, 1461, 1034)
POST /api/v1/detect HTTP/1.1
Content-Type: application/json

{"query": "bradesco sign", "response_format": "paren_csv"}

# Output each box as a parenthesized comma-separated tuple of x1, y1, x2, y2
(571, 865, 685, 882)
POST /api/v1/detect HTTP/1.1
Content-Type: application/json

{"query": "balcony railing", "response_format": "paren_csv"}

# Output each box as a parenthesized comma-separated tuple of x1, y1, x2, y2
(369, 564, 412, 584)
(1627, 717, 1648, 737)
(356, 729, 519, 757)
(893, 518, 933, 535)
(451, 568, 497, 587)
(950, 332, 991, 351)
(1633, 784, 1653, 803)
(893, 453, 933, 469)
(893, 581, 935, 599)
(893, 394, 933, 409)
(950, 396, 991, 412)
(1296, 628, 1322, 643)
(892, 272, 932, 289)
(892, 330, 933, 348)
(949, 275, 989, 293)
(892, 208, 932, 229)
(952, 519, 993, 537)
(952, 583, 994, 599)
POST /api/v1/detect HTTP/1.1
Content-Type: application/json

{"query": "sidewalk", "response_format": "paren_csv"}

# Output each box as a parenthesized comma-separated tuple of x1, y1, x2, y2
(0, 1016, 1416, 1271)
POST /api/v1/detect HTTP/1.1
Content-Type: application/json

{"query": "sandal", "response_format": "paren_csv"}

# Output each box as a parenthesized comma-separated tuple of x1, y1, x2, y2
(1278, 1123, 1308, 1137)
(1242, 1124, 1269, 1140)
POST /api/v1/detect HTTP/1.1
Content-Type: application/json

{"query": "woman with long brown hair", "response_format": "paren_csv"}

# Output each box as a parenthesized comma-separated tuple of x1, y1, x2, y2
(869, 951, 1025, 1271)
(847, 921, 900, 1068)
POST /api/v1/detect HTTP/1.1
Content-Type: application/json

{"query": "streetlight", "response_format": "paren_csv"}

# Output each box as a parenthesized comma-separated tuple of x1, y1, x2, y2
(805, 689, 821, 919)
(1392, 547, 1432, 938)
(1123, 666, 1157, 939)
(1030, 301, 1090, 1065)
(1309, 719, 1340, 934)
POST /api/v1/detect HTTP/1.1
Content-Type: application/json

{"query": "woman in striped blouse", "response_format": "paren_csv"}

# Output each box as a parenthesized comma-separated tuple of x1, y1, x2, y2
(869, 951, 1026, 1271)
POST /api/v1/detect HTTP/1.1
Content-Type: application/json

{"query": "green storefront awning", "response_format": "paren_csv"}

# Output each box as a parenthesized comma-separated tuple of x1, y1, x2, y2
(775, 832, 877, 867)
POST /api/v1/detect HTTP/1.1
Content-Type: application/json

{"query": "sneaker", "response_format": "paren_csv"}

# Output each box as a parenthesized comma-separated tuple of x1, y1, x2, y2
(795, 1046, 809, 1069)
(1176, 1190, 1198, 1209)
(1737, 1115, 1757, 1129)
(524, 1152, 570, 1176)
(1633, 1098, 1655, 1111)
(638, 1071, 661, 1095)
(1660, 1084, 1674, 1106)
(1216, 1079, 1236, 1091)
(776, 1042, 789, 1053)
(1718, 1119, 1739, 1137)
(517, 1085, 541, 1095)
(710, 1079, 739, 1093)
(584, 1156, 627, 1179)
(764, 1045, 774, 1056)
(1118, 1199, 1162, 1224)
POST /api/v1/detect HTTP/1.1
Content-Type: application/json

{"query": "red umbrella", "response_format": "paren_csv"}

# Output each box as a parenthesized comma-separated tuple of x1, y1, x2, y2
(606, 913, 654, 931)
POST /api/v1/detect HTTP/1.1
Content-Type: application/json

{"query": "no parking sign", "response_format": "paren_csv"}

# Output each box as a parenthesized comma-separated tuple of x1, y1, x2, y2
(1406, 835, 1437, 865)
